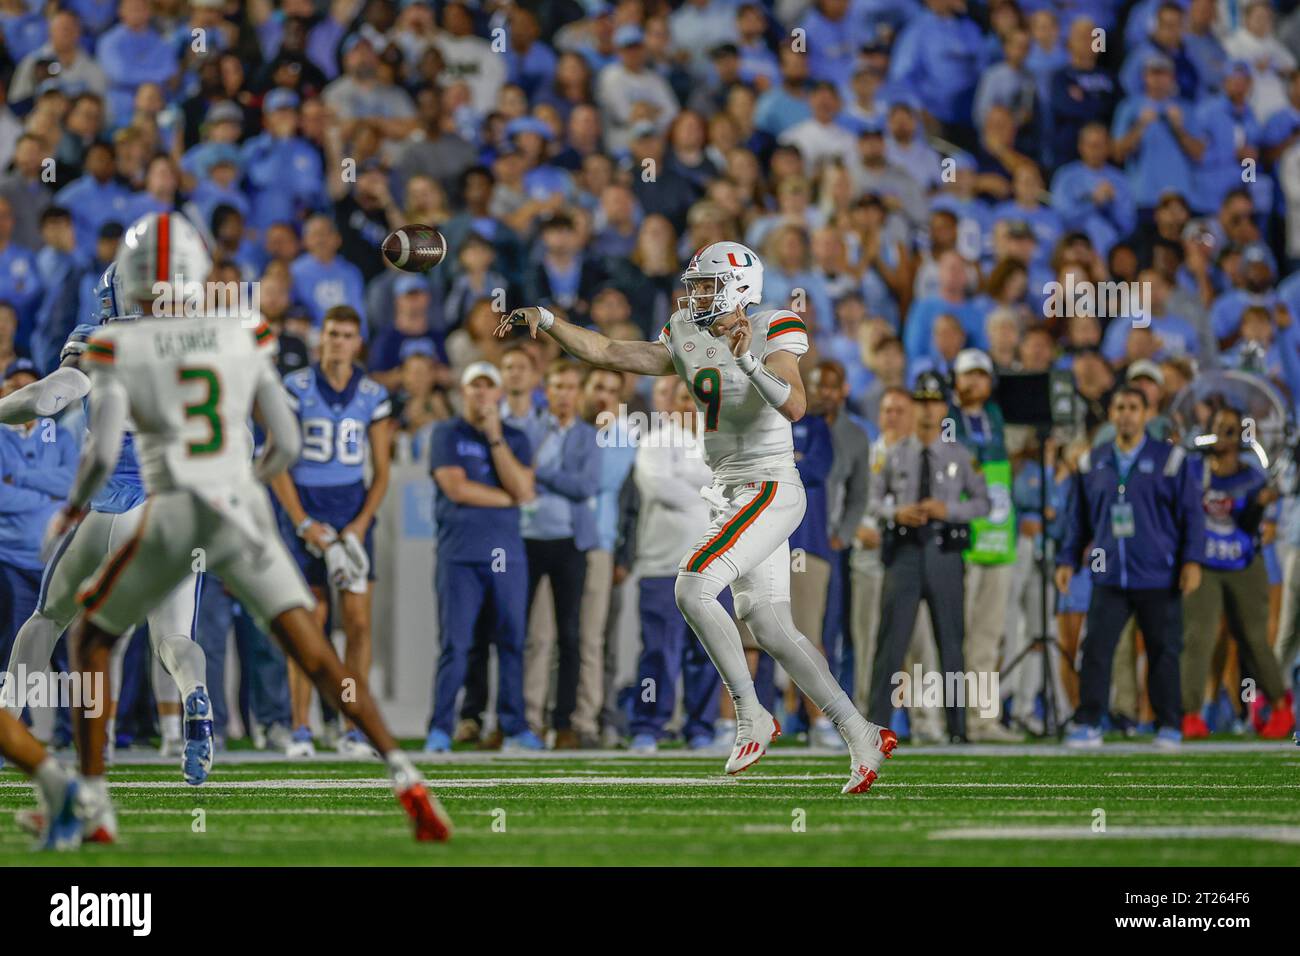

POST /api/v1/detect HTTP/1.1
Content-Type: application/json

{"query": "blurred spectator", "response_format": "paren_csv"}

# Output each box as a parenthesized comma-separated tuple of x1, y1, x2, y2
(521, 360, 601, 749)
(369, 273, 438, 391)
(95, 0, 177, 128)
(290, 214, 367, 330)
(0, 359, 76, 665)
(0, 197, 42, 351)
(9, 9, 107, 103)
(31, 206, 87, 374)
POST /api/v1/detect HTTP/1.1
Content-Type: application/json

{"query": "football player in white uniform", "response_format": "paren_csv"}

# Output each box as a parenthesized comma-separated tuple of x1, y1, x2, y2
(0, 232, 213, 788)
(497, 241, 896, 793)
(40, 248, 451, 843)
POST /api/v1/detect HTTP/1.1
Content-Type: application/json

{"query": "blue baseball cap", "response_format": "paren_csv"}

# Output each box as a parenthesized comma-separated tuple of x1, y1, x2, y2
(264, 88, 300, 113)
(4, 358, 37, 381)
(198, 143, 242, 176)
(1227, 59, 1252, 78)
(205, 100, 243, 125)
(1242, 242, 1277, 273)
(342, 32, 376, 56)
(394, 274, 430, 296)
(399, 337, 437, 362)
(1144, 51, 1175, 72)
(505, 116, 553, 141)
(614, 24, 644, 48)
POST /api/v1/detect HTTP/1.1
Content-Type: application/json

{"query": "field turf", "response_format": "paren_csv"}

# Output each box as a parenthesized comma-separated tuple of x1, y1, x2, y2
(2, 743, 1297, 866)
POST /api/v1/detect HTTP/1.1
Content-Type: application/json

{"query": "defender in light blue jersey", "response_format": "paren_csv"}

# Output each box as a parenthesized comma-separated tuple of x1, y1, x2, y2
(0, 255, 214, 788)
(271, 305, 395, 757)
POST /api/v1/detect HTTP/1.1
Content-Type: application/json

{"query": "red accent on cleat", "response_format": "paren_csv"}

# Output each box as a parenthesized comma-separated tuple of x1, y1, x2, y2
(845, 767, 878, 794)
(86, 826, 114, 844)
(1259, 706, 1296, 740)
(771, 718, 782, 740)
(398, 784, 453, 842)
(879, 729, 898, 758)
(1182, 713, 1210, 740)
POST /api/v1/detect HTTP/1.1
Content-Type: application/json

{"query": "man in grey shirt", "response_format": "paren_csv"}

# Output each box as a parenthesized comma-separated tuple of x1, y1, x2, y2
(811, 361, 870, 696)
(866, 371, 990, 742)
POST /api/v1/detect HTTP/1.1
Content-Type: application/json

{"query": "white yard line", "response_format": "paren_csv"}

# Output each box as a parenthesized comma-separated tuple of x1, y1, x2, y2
(928, 825, 1300, 844)
(0, 777, 1290, 791)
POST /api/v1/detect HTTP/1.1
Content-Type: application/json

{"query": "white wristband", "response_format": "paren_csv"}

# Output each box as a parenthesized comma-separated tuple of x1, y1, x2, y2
(737, 351, 791, 408)
(536, 307, 555, 332)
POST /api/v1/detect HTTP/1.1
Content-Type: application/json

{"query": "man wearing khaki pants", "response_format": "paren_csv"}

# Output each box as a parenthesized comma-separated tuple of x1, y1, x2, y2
(950, 349, 1021, 742)
(570, 367, 636, 747)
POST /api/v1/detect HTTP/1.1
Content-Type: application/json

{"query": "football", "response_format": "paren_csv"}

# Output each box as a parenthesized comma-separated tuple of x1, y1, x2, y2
(381, 223, 447, 272)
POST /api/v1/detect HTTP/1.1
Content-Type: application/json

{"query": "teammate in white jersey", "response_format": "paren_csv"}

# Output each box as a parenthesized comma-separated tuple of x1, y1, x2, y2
(497, 240, 896, 794)
(0, 234, 213, 787)
(38, 277, 451, 845)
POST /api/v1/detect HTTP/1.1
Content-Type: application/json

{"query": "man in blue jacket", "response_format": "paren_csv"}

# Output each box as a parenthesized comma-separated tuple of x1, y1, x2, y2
(1054, 385, 1205, 748)
(0, 359, 77, 659)
(521, 358, 601, 749)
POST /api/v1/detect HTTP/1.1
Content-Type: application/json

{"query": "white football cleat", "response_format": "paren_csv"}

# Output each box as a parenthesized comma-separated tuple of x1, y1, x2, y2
(724, 709, 781, 775)
(159, 736, 183, 758)
(285, 726, 316, 758)
(336, 729, 377, 759)
(841, 718, 898, 795)
(77, 780, 119, 843)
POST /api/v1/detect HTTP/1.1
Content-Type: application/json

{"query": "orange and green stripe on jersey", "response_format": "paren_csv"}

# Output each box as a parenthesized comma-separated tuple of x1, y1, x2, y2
(82, 338, 116, 364)
(253, 320, 275, 349)
(77, 501, 152, 614)
(687, 481, 777, 574)
(766, 316, 807, 340)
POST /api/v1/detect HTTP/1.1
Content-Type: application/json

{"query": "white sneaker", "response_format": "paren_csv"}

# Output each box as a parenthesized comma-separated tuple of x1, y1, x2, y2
(265, 723, 294, 753)
(811, 717, 847, 751)
(724, 709, 780, 775)
(841, 718, 898, 795)
(336, 729, 377, 759)
(76, 780, 118, 843)
(285, 726, 316, 758)
(250, 722, 268, 751)
(159, 736, 183, 758)
(968, 720, 1024, 743)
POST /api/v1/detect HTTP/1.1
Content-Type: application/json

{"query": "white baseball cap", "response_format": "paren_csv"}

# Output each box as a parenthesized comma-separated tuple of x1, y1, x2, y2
(954, 348, 994, 376)
(1126, 359, 1165, 387)
(460, 360, 503, 387)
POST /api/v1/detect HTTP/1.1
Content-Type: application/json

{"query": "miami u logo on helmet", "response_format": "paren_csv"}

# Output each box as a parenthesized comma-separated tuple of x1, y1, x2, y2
(727, 252, 754, 268)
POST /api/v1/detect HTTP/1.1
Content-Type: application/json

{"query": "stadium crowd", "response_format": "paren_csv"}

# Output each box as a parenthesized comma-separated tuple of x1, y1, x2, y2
(1, 0, 1300, 753)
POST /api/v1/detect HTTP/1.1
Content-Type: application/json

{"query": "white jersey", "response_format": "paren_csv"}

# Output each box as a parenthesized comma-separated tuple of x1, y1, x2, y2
(82, 316, 277, 495)
(658, 308, 809, 485)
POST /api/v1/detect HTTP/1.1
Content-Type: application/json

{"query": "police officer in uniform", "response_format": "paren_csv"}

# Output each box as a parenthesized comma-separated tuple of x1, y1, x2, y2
(866, 372, 991, 742)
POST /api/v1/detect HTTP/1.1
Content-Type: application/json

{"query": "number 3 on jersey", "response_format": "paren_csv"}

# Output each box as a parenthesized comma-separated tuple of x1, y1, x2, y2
(692, 367, 721, 432)
(179, 366, 223, 455)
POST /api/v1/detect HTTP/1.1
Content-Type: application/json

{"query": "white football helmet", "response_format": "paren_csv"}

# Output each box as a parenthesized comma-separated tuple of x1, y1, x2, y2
(113, 212, 213, 313)
(678, 241, 763, 328)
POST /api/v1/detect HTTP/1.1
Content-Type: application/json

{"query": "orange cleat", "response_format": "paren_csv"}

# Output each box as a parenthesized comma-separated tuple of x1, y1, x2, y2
(397, 783, 454, 842)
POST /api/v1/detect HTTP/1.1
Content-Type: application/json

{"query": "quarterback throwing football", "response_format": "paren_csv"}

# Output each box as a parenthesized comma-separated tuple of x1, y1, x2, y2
(497, 241, 896, 793)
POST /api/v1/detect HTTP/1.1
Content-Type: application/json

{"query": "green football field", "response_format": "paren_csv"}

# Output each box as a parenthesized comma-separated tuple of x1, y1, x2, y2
(2, 743, 1298, 866)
